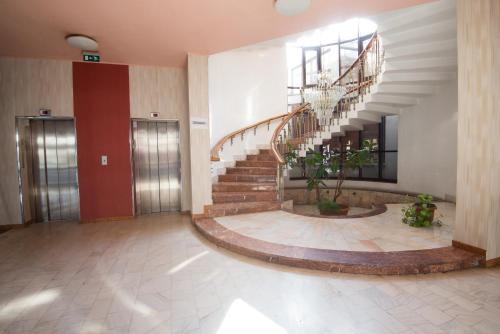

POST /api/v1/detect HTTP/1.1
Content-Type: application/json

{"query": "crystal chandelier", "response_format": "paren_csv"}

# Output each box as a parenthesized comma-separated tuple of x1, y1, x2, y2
(302, 71, 346, 126)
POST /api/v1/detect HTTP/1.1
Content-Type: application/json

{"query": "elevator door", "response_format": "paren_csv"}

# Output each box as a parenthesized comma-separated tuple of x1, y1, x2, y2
(28, 119, 80, 222)
(132, 120, 181, 214)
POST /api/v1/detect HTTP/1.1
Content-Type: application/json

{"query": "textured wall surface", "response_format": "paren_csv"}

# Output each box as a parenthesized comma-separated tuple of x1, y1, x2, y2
(73, 62, 133, 220)
(0, 58, 73, 225)
(454, 0, 500, 260)
(187, 54, 212, 214)
(129, 65, 191, 211)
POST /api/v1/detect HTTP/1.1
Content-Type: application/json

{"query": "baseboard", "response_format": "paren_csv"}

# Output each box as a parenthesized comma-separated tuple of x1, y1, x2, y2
(0, 224, 25, 232)
(79, 216, 134, 224)
(486, 257, 500, 268)
(452, 240, 486, 255)
(181, 210, 191, 216)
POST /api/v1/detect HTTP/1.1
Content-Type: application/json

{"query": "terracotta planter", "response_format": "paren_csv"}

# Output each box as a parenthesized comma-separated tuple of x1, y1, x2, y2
(319, 204, 349, 216)
(413, 203, 437, 222)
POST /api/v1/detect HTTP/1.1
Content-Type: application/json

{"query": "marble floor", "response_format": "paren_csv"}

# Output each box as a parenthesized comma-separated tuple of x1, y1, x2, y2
(215, 203, 455, 252)
(0, 213, 499, 334)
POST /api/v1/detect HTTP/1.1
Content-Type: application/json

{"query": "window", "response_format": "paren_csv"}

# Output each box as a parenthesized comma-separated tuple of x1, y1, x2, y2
(286, 18, 377, 106)
(303, 48, 320, 86)
(289, 116, 399, 183)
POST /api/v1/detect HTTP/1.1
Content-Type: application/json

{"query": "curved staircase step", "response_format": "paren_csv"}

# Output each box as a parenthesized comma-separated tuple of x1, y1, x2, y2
(212, 191, 277, 203)
(236, 160, 277, 168)
(246, 154, 277, 162)
(207, 201, 281, 217)
(218, 174, 276, 183)
(226, 167, 276, 175)
(213, 182, 276, 192)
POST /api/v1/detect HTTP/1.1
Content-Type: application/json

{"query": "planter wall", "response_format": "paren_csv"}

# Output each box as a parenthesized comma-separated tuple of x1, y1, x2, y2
(284, 188, 417, 208)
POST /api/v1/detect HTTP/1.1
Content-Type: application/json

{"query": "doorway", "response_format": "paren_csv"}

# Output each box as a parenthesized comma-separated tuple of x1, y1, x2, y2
(16, 118, 80, 223)
(131, 120, 181, 215)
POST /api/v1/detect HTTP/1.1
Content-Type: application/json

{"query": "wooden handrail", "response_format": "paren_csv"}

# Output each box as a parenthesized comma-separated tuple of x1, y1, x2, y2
(269, 81, 371, 165)
(333, 32, 378, 85)
(270, 103, 311, 164)
(210, 113, 288, 161)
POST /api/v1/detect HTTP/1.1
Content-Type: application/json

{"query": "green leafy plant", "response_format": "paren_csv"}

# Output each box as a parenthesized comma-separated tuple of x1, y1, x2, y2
(401, 193, 438, 227)
(302, 140, 374, 212)
(283, 142, 299, 168)
(318, 198, 341, 212)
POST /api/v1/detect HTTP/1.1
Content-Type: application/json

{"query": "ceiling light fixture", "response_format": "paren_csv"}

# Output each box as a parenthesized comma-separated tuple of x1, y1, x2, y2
(275, 0, 311, 16)
(65, 34, 98, 51)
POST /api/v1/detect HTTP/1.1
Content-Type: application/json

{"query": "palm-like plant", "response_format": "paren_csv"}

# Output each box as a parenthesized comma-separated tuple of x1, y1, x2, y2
(304, 140, 374, 211)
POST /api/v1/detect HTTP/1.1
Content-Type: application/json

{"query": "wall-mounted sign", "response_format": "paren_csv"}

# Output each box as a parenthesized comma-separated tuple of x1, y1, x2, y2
(150, 112, 160, 118)
(39, 108, 51, 116)
(83, 52, 100, 62)
(191, 117, 209, 129)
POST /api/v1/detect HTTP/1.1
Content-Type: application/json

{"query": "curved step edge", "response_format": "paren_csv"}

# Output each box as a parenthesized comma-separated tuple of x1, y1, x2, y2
(193, 218, 484, 275)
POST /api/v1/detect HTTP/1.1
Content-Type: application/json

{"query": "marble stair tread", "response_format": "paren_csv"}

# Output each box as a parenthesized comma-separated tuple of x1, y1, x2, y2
(246, 154, 277, 161)
(213, 182, 277, 192)
(218, 174, 276, 183)
(225, 167, 277, 175)
(235, 160, 277, 168)
(212, 191, 277, 203)
(207, 201, 281, 217)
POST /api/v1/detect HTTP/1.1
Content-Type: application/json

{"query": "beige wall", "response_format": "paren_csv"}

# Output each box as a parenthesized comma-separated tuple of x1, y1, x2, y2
(454, 0, 500, 260)
(0, 58, 74, 225)
(129, 66, 192, 211)
(187, 54, 212, 214)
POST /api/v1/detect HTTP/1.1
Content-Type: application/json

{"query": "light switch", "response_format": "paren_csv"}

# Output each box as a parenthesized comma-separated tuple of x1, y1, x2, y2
(101, 155, 108, 166)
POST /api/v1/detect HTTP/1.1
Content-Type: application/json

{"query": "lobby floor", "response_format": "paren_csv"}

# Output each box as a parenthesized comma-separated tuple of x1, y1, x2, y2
(0, 214, 499, 334)
(215, 203, 455, 252)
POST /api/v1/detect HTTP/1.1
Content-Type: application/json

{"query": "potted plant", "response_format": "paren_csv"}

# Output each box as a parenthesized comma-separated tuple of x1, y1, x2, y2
(303, 140, 374, 216)
(401, 194, 438, 227)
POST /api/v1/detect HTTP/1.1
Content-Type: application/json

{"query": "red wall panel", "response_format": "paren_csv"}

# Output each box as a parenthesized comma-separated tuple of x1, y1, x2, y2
(73, 62, 133, 220)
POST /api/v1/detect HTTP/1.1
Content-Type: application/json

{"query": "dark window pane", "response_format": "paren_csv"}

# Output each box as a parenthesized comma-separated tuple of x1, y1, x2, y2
(361, 152, 379, 178)
(381, 152, 398, 180)
(361, 123, 379, 149)
(384, 115, 398, 151)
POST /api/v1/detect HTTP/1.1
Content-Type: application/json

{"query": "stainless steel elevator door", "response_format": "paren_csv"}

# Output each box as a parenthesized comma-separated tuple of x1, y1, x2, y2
(132, 120, 181, 215)
(29, 119, 80, 222)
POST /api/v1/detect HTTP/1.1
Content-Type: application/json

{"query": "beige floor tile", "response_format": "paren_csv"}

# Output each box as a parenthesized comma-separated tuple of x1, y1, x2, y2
(0, 213, 498, 334)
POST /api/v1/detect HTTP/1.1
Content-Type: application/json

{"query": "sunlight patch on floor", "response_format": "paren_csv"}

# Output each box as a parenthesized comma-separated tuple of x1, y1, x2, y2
(217, 299, 287, 334)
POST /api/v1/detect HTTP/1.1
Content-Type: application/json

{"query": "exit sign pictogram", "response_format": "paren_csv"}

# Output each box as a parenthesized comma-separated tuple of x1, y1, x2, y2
(83, 53, 100, 62)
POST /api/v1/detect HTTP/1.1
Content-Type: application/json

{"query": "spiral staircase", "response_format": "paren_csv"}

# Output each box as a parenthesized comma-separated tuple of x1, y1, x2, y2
(208, 0, 457, 218)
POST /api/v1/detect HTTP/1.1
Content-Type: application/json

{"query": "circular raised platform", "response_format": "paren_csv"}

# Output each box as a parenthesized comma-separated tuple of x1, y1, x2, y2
(193, 204, 484, 275)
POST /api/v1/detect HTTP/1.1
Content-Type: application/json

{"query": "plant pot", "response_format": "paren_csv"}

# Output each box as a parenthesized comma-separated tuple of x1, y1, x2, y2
(319, 204, 349, 216)
(413, 203, 437, 222)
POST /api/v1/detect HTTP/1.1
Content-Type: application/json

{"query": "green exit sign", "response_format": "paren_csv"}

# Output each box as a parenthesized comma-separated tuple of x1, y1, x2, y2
(83, 53, 100, 62)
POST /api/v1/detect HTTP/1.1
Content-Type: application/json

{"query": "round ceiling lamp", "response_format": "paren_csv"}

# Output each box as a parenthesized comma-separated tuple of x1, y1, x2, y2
(275, 0, 311, 16)
(65, 34, 98, 51)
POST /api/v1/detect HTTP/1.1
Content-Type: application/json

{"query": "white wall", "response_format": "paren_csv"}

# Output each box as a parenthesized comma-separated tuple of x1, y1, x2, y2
(208, 46, 288, 147)
(286, 77, 459, 200)
(398, 77, 458, 200)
